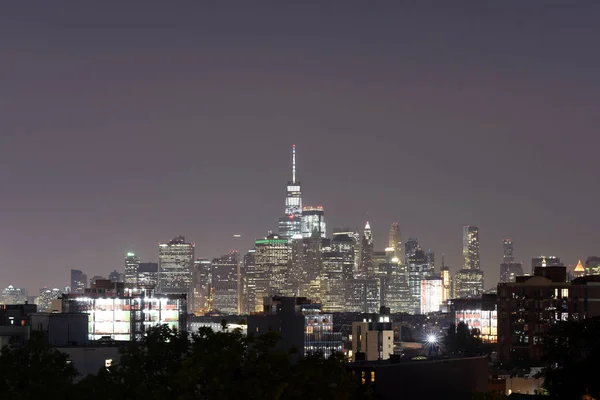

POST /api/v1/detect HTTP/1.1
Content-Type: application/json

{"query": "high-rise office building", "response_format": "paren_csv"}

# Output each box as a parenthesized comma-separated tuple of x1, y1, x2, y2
(500, 239, 523, 283)
(242, 250, 256, 314)
(407, 248, 432, 314)
(462, 225, 480, 270)
(288, 236, 324, 298)
(138, 262, 159, 288)
(585, 256, 600, 276)
(359, 221, 374, 277)
(70, 269, 87, 294)
(0, 286, 28, 305)
(440, 255, 451, 303)
(347, 278, 380, 313)
(124, 252, 140, 288)
(321, 250, 345, 312)
(426, 249, 435, 274)
(531, 256, 562, 274)
(330, 231, 358, 312)
(502, 239, 514, 263)
(404, 238, 419, 264)
(251, 234, 289, 312)
(301, 206, 326, 238)
(157, 236, 195, 298)
(192, 258, 212, 315)
(453, 269, 484, 299)
(278, 145, 303, 239)
(333, 228, 360, 273)
(211, 252, 239, 314)
(388, 222, 402, 261)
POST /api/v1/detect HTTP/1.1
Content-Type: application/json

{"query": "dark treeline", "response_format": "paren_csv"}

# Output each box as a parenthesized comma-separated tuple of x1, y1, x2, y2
(0, 325, 372, 400)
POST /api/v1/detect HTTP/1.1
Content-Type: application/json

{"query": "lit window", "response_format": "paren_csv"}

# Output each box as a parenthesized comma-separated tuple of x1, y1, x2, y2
(561, 289, 569, 298)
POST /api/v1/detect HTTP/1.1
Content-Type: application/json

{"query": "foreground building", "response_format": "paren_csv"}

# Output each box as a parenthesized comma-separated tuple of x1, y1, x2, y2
(449, 293, 498, 343)
(61, 285, 187, 341)
(347, 356, 489, 400)
(248, 297, 342, 358)
(497, 267, 600, 362)
(351, 306, 394, 362)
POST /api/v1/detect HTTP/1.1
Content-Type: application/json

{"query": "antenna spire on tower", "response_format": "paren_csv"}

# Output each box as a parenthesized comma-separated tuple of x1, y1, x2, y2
(292, 144, 296, 182)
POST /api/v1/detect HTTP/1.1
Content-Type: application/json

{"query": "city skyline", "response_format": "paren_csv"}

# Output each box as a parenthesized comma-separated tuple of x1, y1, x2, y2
(2, 2, 600, 292)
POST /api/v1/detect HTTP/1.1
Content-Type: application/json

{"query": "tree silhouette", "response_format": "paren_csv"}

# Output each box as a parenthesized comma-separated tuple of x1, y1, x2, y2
(541, 317, 600, 399)
(0, 331, 77, 399)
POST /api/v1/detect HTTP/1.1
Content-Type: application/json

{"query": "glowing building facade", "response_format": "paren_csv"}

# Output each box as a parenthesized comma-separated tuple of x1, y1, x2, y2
(301, 206, 326, 238)
(63, 293, 187, 341)
(420, 277, 443, 314)
(451, 294, 498, 343)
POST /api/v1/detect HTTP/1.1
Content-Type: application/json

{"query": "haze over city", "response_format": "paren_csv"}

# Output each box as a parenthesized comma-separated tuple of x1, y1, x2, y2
(2, 1, 599, 292)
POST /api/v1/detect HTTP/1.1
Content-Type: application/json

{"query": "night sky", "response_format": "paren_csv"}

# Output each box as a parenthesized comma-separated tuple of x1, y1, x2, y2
(2, 2, 599, 293)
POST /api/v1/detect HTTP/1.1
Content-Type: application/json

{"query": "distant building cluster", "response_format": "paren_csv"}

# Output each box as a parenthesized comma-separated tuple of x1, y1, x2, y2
(3, 146, 600, 374)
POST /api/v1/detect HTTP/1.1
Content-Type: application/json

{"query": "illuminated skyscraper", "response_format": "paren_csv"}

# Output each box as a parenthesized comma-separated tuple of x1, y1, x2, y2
(440, 255, 451, 303)
(211, 252, 239, 314)
(243, 250, 256, 314)
(462, 225, 480, 270)
(407, 248, 433, 314)
(321, 250, 345, 312)
(157, 236, 195, 298)
(251, 234, 289, 312)
(288, 236, 324, 298)
(301, 206, 326, 238)
(359, 221, 374, 277)
(500, 239, 523, 283)
(192, 258, 212, 315)
(572, 260, 585, 280)
(454, 269, 484, 299)
(278, 145, 303, 239)
(333, 228, 360, 272)
(388, 222, 402, 261)
(124, 252, 140, 288)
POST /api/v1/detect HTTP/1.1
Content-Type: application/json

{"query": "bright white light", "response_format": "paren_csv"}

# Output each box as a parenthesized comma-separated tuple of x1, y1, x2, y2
(427, 335, 437, 344)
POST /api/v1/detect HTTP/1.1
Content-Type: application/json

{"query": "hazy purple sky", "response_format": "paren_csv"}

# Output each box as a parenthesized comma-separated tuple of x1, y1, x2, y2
(2, 1, 599, 293)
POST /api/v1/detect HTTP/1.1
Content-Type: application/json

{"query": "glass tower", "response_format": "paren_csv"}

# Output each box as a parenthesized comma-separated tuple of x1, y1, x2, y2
(278, 145, 303, 239)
